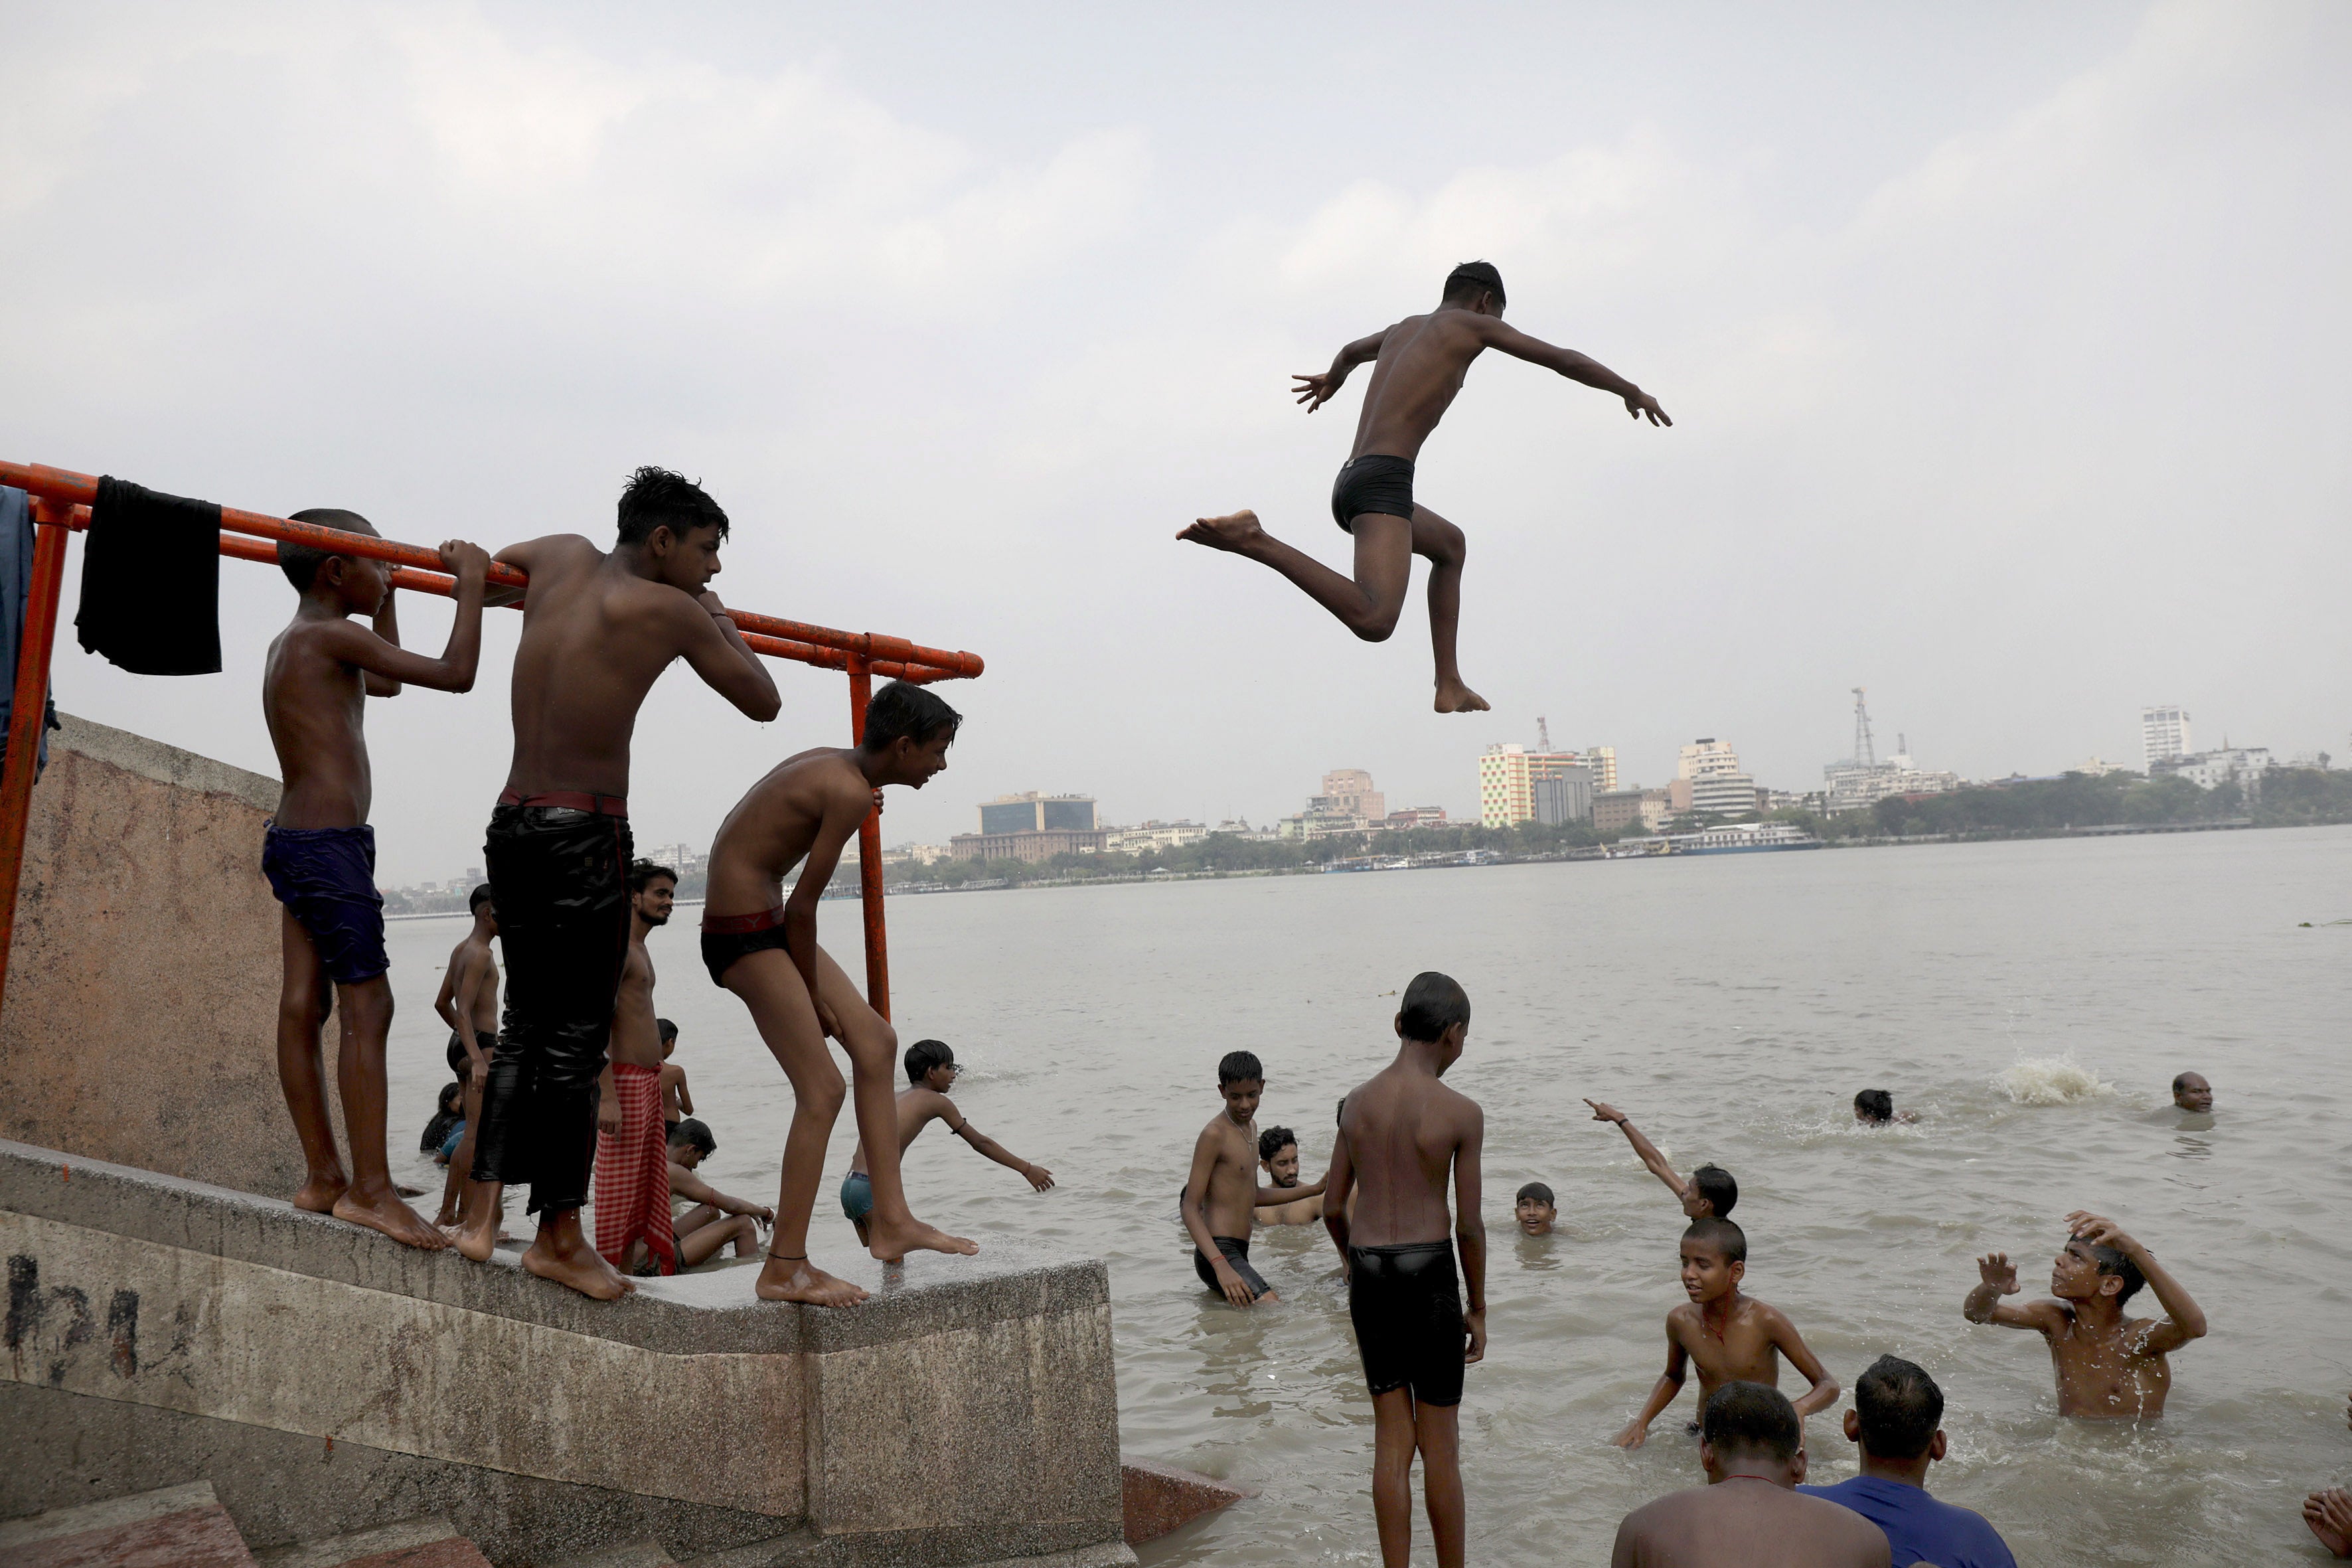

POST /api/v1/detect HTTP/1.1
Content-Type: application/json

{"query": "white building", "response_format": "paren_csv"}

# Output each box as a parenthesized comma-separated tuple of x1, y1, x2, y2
(2141, 705, 2192, 771)
(1105, 821, 1211, 854)
(1677, 738, 1743, 783)
(1822, 743, 1960, 813)
(2153, 746, 2272, 793)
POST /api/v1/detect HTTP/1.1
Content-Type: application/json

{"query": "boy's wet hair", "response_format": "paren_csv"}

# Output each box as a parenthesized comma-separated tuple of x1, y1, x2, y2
(1516, 1182, 1555, 1208)
(279, 507, 377, 592)
(2078, 1235, 2147, 1305)
(1259, 1125, 1297, 1162)
(1691, 1164, 1739, 1216)
(1443, 260, 1506, 309)
(1701, 1381, 1799, 1464)
(862, 680, 963, 751)
(628, 859, 678, 894)
(1683, 1215, 1747, 1265)
(1218, 1050, 1265, 1086)
(1853, 1354, 1943, 1460)
(668, 1117, 716, 1155)
(905, 1038, 955, 1083)
(1854, 1089, 1895, 1123)
(1397, 971, 1471, 1042)
(437, 1081, 462, 1115)
(616, 467, 728, 546)
(467, 883, 495, 914)
(657, 1018, 677, 1045)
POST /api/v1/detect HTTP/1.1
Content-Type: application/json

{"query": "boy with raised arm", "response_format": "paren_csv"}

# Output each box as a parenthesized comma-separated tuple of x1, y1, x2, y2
(1614, 1218, 1840, 1450)
(458, 468, 781, 1300)
(1324, 973, 1487, 1568)
(594, 860, 679, 1275)
(262, 510, 489, 1250)
(1179, 261, 1669, 714)
(1181, 1051, 1318, 1305)
(1587, 1099, 1738, 1219)
(841, 1038, 1054, 1245)
(430, 884, 501, 1229)
(1963, 1210, 2207, 1419)
(700, 680, 975, 1309)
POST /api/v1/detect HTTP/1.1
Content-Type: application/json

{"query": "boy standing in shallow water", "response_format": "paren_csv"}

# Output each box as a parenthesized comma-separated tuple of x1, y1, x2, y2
(430, 884, 501, 1230)
(700, 680, 977, 1308)
(261, 510, 489, 1250)
(1613, 1217, 1840, 1450)
(841, 1038, 1055, 1246)
(1180, 1051, 1316, 1304)
(1323, 973, 1487, 1568)
(1963, 1210, 2207, 1418)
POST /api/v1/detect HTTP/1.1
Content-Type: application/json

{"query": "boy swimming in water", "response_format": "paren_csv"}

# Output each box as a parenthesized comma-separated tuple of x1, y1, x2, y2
(1587, 1100, 1737, 1218)
(1613, 1218, 1839, 1450)
(1178, 261, 1669, 714)
(1324, 973, 1486, 1568)
(1253, 1126, 1329, 1226)
(1514, 1182, 1557, 1237)
(1851, 1090, 1917, 1127)
(1963, 1210, 2207, 1419)
(840, 1038, 1055, 1245)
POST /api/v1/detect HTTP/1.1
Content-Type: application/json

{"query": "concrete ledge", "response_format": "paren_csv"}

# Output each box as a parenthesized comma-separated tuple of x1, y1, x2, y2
(1, 1141, 1124, 1567)
(51, 711, 280, 815)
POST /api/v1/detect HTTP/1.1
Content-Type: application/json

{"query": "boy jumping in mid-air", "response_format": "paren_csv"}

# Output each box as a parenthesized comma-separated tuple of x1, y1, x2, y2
(1182, 1052, 1330, 1304)
(840, 1038, 1055, 1245)
(1324, 972, 1486, 1568)
(1587, 1099, 1737, 1219)
(701, 680, 977, 1308)
(262, 510, 489, 1250)
(1178, 261, 1669, 714)
(1963, 1210, 2207, 1419)
(1614, 1218, 1840, 1451)
(430, 884, 501, 1229)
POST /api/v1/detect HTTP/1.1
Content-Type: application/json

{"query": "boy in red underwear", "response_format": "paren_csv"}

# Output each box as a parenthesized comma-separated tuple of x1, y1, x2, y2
(261, 510, 489, 1249)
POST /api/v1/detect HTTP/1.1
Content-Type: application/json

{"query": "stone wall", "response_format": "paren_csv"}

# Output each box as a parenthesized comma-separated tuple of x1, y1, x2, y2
(0, 714, 323, 1198)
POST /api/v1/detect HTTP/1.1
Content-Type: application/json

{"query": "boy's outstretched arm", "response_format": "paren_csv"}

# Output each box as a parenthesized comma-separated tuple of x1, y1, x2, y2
(671, 1164, 775, 1225)
(1181, 1129, 1256, 1308)
(1455, 1103, 1487, 1366)
(1964, 1251, 2068, 1332)
(1474, 320, 1670, 426)
(949, 1111, 1055, 1192)
(1586, 1100, 1691, 1204)
(1293, 325, 1394, 412)
(1767, 1308, 1841, 1417)
(2069, 1212, 2207, 1350)
(1612, 1326, 1689, 1448)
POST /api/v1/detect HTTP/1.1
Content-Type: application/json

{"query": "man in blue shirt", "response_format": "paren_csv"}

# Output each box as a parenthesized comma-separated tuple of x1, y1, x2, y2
(1799, 1356, 2017, 1568)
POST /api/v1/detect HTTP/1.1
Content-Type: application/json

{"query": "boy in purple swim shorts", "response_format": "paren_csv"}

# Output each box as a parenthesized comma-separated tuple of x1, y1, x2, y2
(261, 507, 489, 1250)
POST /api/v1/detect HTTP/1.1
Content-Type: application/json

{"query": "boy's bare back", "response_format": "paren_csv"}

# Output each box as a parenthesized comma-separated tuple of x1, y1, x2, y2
(704, 747, 872, 905)
(1341, 309, 1501, 465)
(1337, 1063, 1481, 1246)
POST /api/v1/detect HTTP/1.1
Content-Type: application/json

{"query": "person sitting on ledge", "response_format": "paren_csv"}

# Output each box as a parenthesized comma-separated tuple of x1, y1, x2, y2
(647, 1119, 773, 1273)
(1586, 1099, 1738, 1219)
(1798, 1354, 2017, 1567)
(1852, 1090, 1917, 1127)
(840, 1038, 1055, 1246)
(1610, 1383, 1889, 1567)
(261, 509, 490, 1251)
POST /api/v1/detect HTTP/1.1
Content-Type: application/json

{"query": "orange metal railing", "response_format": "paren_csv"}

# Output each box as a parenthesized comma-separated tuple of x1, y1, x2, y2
(0, 459, 982, 1025)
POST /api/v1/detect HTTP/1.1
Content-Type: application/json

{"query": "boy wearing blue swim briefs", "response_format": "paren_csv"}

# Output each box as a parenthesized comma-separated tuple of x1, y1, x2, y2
(840, 1038, 1055, 1245)
(262, 509, 490, 1251)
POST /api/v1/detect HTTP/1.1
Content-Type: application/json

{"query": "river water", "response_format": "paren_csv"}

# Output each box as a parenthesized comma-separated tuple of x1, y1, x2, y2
(384, 826, 2352, 1566)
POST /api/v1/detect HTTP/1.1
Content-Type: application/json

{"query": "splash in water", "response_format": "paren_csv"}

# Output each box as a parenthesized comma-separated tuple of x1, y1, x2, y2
(1994, 1056, 2114, 1106)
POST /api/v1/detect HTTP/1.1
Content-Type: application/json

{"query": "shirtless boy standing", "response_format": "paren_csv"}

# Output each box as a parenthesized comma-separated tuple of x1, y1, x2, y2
(1182, 1051, 1324, 1305)
(594, 860, 679, 1275)
(1179, 261, 1669, 713)
(430, 884, 501, 1229)
(659, 1020, 692, 1135)
(1323, 973, 1486, 1568)
(1253, 1126, 1328, 1227)
(1587, 1099, 1738, 1219)
(700, 679, 975, 1308)
(459, 468, 781, 1299)
(1613, 1218, 1840, 1450)
(1963, 1210, 2207, 1418)
(840, 1038, 1054, 1245)
(262, 510, 489, 1249)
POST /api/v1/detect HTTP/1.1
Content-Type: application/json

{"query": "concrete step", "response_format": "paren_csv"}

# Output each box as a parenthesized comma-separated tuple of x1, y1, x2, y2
(0, 1480, 258, 1567)
(535, 1540, 679, 1568)
(1119, 1458, 1254, 1545)
(252, 1515, 491, 1568)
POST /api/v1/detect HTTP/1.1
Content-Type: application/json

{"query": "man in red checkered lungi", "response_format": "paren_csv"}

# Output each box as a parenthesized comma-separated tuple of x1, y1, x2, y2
(594, 862, 680, 1275)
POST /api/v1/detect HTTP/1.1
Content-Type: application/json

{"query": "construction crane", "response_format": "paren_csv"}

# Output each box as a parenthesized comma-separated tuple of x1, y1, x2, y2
(1852, 688, 1875, 769)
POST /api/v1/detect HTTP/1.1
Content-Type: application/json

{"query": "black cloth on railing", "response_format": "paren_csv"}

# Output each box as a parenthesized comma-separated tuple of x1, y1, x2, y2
(75, 475, 222, 676)
(0, 487, 60, 774)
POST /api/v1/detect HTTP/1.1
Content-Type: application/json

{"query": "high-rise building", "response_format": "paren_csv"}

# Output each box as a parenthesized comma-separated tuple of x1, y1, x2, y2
(1312, 769, 1386, 823)
(1670, 738, 1757, 818)
(2141, 706, 2192, 771)
(1531, 767, 1593, 826)
(1583, 746, 1618, 793)
(1479, 744, 1595, 827)
(978, 793, 1098, 834)
(1676, 738, 1743, 782)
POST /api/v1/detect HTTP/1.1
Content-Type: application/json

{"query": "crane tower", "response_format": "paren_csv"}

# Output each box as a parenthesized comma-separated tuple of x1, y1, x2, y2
(1851, 688, 1875, 769)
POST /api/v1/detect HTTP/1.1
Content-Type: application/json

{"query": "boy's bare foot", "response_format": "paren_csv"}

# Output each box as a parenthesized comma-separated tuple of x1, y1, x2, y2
(520, 1235, 635, 1300)
(756, 1253, 870, 1307)
(864, 1214, 980, 1263)
(2307, 1488, 2352, 1557)
(292, 1174, 349, 1214)
(1434, 678, 1490, 714)
(1176, 510, 1265, 553)
(332, 1184, 449, 1250)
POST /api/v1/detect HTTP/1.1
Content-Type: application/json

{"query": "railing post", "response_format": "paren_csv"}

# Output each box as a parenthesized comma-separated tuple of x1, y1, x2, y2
(0, 501, 72, 1020)
(846, 656, 889, 1020)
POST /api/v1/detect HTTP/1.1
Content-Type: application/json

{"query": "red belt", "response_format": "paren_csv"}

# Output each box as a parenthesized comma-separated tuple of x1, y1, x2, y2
(702, 905, 787, 935)
(499, 789, 628, 817)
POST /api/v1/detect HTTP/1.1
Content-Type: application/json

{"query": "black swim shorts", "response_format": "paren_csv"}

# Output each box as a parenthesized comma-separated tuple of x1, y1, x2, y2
(1348, 1239, 1465, 1405)
(445, 1028, 498, 1078)
(700, 905, 798, 988)
(1330, 453, 1416, 533)
(262, 823, 389, 985)
(1194, 1235, 1272, 1300)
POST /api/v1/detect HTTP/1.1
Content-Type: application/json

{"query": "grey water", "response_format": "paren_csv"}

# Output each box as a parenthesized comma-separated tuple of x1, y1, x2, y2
(385, 825, 2352, 1566)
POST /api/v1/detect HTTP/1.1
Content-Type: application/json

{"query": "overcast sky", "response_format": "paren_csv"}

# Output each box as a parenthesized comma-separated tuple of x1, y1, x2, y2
(5, 1, 2347, 882)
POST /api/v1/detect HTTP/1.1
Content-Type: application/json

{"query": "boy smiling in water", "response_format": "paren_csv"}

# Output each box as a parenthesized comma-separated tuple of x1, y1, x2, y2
(1963, 1210, 2207, 1419)
(1614, 1217, 1840, 1450)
